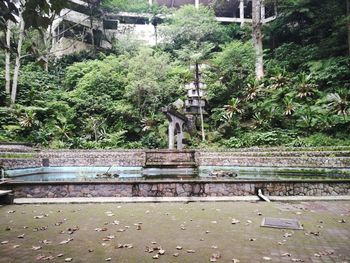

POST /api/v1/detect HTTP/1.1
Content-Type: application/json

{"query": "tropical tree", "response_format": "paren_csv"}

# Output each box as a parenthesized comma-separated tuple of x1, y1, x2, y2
(295, 73, 317, 99)
(1, 0, 67, 103)
(327, 90, 350, 116)
(223, 98, 243, 120)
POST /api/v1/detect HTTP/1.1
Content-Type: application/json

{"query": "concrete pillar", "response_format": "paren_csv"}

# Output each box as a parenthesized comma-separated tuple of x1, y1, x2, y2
(168, 121, 175, 150)
(261, 1, 265, 23)
(195, 0, 199, 9)
(176, 124, 184, 150)
(239, 0, 244, 27)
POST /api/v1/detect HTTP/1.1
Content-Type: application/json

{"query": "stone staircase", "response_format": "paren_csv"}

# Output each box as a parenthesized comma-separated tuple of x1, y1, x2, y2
(143, 150, 197, 177)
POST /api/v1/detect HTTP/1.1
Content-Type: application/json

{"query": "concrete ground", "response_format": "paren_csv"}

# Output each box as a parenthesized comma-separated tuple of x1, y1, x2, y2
(0, 201, 349, 263)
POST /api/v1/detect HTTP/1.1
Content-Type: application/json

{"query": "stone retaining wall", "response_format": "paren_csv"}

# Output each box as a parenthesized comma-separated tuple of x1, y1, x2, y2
(40, 150, 145, 167)
(2, 149, 350, 169)
(1, 158, 42, 169)
(1, 150, 146, 169)
(4, 180, 349, 198)
(196, 152, 350, 168)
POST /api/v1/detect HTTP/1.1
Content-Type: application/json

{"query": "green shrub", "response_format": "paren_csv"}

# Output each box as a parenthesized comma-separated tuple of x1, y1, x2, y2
(295, 133, 350, 147)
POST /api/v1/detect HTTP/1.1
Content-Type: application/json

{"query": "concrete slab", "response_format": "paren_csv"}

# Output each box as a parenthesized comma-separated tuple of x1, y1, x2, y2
(0, 201, 349, 263)
(0, 190, 12, 196)
(14, 196, 260, 204)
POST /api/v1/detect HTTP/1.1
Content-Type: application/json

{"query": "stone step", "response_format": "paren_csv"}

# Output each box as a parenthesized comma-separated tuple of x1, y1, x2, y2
(145, 162, 197, 168)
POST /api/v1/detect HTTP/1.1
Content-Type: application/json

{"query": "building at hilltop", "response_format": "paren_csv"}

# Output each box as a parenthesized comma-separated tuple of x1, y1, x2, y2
(50, 0, 276, 56)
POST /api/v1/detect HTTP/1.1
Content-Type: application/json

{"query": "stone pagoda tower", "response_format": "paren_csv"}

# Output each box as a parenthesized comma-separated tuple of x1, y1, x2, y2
(184, 63, 208, 137)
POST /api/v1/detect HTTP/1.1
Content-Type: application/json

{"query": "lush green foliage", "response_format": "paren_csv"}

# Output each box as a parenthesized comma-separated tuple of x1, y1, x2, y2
(0, 1, 349, 149)
(102, 0, 150, 12)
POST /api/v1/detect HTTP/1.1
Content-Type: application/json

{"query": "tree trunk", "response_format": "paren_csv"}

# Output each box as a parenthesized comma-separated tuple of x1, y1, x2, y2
(154, 25, 158, 46)
(43, 24, 53, 72)
(347, 0, 350, 55)
(252, 0, 264, 80)
(11, 10, 25, 104)
(195, 63, 205, 142)
(5, 21, 11, 94)
(89, 5, 95, 48)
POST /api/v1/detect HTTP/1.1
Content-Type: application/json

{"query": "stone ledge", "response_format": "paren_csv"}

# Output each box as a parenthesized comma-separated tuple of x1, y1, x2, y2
(13, 195, 350, 204)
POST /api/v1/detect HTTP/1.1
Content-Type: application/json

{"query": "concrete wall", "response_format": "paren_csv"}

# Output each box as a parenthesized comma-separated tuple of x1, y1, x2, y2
(5, 180, 349, 198)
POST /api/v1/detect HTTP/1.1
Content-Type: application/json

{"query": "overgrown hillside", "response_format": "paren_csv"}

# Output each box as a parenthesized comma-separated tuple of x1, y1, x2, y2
(0, 0, 349, 149)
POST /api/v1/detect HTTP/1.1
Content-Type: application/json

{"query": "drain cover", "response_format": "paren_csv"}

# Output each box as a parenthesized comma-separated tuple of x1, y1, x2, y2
(261, 217, 303, 230)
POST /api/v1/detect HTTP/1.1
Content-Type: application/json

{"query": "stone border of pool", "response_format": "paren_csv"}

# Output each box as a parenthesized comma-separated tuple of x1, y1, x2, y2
(2, 179, 349, 198)
(2, 148, 350, 170)
(12, 195, 350, 204)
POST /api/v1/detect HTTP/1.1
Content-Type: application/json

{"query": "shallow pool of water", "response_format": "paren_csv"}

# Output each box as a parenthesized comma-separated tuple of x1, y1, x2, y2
(5, 166, 350, 182)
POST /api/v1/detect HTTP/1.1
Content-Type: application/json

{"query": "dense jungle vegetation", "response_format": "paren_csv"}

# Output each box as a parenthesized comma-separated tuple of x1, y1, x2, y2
(0, 0, 349, 149)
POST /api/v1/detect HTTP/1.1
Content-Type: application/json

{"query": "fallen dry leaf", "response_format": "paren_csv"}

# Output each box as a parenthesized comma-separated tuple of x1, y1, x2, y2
(94, 227, 107, 232)
(309, 231, 320, 236)
(17, 234, 25, 238)
(283, 232, 293, 238)
(231, 219, 240, 224)
(1, 241, 9, 245)
(187, 249, 195, 253)
(210, 252, 221, 262)
(66, 226, 79, 234)
(59, 238, 73, 245)
(36, 255, 46, 261)
(291, 258, 304, 262)
(34, 215, 47, 219)
(56, 254, 64, 257)
(32, 246, 42, 251)
(33, 226, 48, 232)
(281, 253, 291, 257)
